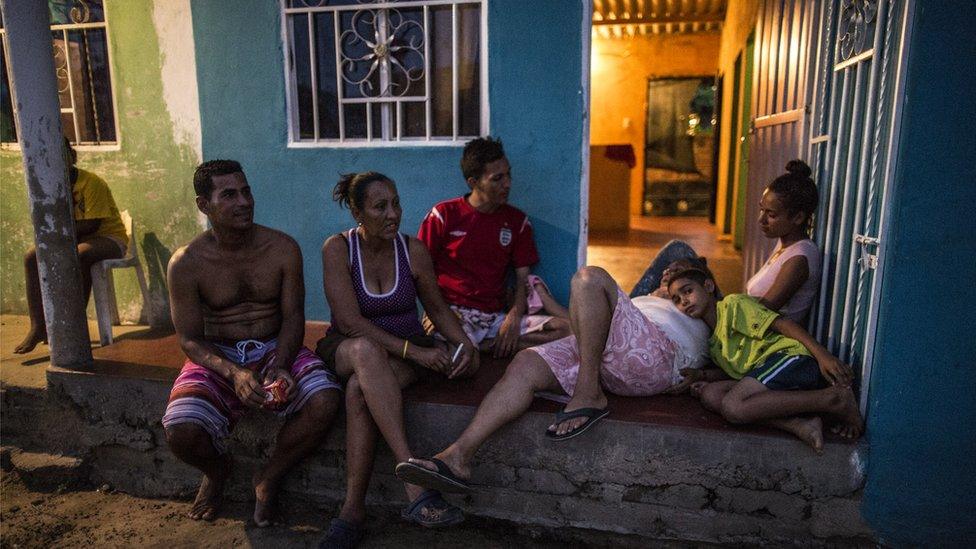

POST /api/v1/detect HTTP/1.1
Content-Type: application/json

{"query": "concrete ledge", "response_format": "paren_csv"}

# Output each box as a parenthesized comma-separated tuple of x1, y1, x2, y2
(2, 364, 873, 544)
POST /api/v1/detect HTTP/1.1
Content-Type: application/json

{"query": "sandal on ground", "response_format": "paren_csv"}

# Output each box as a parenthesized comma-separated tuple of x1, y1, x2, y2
(400, 489, 464, 528)
(317, 518, 365, 549)
(395, 458, 470, 493)
(545, 407, 610, 441)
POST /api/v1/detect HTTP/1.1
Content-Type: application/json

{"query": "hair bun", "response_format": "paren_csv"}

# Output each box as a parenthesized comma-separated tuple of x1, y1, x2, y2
(785, 159, 812, 178)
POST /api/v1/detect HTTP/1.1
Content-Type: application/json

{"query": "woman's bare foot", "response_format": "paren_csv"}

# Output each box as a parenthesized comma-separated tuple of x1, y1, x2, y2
(189, 455, 231, 521)
(403, 481, 427, 503)
(789, 416, 824, 454)
(828, 385, 864, 440)
(252, 470, 278, 527)
(14, 327, 47, 354)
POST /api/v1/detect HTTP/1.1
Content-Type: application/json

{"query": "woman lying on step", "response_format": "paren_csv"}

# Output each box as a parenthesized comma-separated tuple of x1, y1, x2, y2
(394, 257, 717, 494)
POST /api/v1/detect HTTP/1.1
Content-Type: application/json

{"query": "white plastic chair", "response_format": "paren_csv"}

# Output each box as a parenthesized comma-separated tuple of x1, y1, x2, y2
(90, 210, 151, 346)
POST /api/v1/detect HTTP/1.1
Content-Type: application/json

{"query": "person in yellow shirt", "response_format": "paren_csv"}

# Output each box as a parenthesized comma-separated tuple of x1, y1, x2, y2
(666, 266, 864, 453)
(14, 139, 127, 354)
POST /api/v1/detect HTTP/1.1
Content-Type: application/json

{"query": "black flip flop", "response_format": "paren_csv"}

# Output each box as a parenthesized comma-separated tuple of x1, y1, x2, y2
(545, 407, 610, 441)
(318, 518, 364, 548)
(400, 489, 464, 528)
(395, 458, 470, 493)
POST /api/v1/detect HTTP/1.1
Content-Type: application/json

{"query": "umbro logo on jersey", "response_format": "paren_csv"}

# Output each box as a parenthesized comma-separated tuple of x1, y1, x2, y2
(449, 230, 467, 237)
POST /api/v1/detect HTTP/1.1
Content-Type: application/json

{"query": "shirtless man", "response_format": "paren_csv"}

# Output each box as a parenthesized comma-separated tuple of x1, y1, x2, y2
(161, 160, 342, 526)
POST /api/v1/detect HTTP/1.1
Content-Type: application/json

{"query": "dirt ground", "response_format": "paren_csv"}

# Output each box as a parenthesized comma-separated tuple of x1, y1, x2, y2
(0, 471, 659, 549)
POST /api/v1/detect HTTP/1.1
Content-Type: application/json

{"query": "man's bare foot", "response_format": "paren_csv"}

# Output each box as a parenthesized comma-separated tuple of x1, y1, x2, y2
(690, 381, 709, 399)
(13, 328, 47, 354)
(188, 455, 231, 521)
(406, 447, 472, 482)
(337, 500, 367, 527)
(548, 393, 608, 437)
(828, 385, 864, 440)
(252, 470, 278, 527)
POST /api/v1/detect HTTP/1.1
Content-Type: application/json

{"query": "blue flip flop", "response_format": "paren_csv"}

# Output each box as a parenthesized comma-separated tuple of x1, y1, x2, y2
(400, 489, 464, 528)
(545, 407, 610, 441)
(317, 518, 364, 549)
(395, 458, 470, 493)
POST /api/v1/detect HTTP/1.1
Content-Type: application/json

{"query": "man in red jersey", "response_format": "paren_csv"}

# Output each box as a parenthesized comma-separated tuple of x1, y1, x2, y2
(418, 137, 570, 359)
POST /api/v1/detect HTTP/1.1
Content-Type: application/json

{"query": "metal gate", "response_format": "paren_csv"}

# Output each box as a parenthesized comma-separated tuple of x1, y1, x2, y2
(806, 0, 909, 411)
(746, 0, 911, 411)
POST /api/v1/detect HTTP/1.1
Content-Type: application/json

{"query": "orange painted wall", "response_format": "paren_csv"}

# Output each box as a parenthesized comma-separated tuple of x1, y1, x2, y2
(590, 32, 721, 217)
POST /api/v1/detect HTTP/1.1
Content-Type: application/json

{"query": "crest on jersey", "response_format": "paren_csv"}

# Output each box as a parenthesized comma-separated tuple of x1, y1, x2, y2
(499, 227, 512, 246)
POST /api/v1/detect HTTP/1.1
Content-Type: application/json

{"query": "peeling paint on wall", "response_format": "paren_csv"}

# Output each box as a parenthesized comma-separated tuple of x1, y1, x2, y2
(151, 0, 202, 160)
(0, 0, 202, 324)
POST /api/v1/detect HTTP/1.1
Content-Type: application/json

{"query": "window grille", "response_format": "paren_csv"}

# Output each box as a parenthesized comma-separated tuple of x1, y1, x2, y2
(0, 1, 119, 147)
(282, 0, 487, 146)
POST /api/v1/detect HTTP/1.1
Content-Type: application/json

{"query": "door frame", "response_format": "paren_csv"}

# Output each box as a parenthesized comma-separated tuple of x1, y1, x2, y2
(733, 33, 755, 249)
(578, 0, 593, 267)
(641, 75, 717, 217)
(721, 52, 742, 235)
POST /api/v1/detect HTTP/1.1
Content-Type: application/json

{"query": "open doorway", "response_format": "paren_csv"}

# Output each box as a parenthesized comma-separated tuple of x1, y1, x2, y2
(642, 76, 716, 217)
(587, 1, 741, 295)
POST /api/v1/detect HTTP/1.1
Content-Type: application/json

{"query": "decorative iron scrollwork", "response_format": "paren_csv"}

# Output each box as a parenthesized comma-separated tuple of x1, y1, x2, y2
(838, 0, 877, 60)
(295, 1, 396, 11)
(339, 7, 424, 98)
(69, 0, 91, 24)
(53, 43, 70, 94)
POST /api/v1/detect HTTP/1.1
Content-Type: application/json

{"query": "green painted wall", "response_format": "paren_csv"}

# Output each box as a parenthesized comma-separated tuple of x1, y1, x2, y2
(0, 1, 200, 323)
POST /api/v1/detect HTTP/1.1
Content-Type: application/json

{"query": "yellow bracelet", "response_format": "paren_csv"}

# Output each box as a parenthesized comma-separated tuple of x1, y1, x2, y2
(402, 340, 410, 359)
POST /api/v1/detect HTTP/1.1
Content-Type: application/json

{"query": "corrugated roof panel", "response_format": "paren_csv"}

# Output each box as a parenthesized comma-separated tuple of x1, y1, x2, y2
(592, 0, 725, 37)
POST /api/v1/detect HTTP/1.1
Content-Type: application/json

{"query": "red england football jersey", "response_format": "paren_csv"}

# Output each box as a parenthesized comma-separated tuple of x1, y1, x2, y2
(418, 195, 539, 312)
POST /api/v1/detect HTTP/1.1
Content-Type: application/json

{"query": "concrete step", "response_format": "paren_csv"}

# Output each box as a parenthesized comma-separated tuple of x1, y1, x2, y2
(1, 382, 89, 457)
(31, 364, 874, 545)
(1, 446, 89, 492)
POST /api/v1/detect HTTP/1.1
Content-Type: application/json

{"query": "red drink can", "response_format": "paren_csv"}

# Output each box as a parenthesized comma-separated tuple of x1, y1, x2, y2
(262, 379, 289, 410)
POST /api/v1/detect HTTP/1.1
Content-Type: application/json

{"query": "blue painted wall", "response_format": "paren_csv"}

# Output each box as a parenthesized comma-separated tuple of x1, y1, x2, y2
(190, 1, 585, 320)
(862, 1, 976, 546)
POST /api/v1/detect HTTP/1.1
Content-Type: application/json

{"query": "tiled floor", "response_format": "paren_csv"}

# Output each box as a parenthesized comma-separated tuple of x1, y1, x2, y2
(587, 215, 743, 295)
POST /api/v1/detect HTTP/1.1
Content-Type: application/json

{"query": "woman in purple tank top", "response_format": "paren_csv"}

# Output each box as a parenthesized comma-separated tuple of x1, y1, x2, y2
(316, 172, 477, 542)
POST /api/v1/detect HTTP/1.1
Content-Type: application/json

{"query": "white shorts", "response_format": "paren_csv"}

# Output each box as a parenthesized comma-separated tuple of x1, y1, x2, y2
(425, 304, 552, 345)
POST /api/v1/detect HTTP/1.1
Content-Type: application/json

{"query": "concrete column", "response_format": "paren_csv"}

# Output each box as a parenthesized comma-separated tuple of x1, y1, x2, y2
(1, 1, 92, 369)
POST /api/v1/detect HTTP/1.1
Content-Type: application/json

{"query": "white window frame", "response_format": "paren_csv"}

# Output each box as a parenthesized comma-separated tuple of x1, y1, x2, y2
(0, 2, 121, 151)
(280, 0, 489, 148)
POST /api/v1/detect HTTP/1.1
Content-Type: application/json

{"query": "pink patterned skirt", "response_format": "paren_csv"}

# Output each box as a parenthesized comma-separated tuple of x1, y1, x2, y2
(530, 288, 677, 397)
